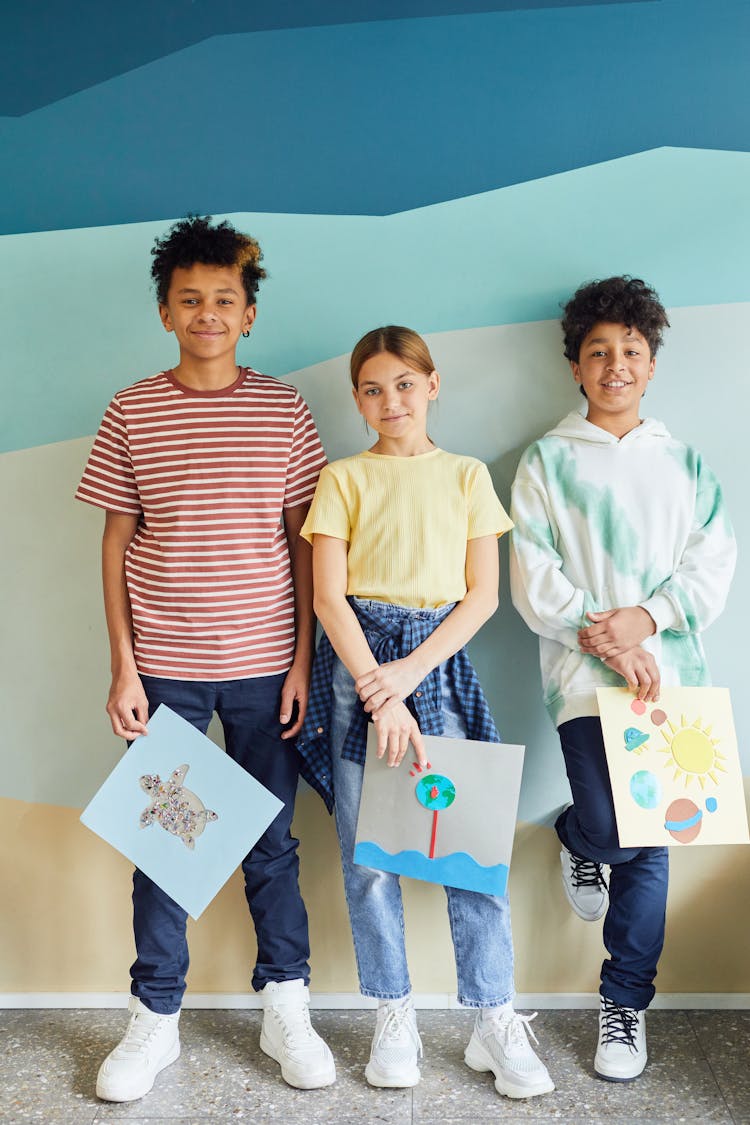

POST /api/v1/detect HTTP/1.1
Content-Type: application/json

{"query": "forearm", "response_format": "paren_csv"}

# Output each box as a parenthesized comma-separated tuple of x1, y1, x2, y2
(403, 584, 498, 682)
(102, 530, 138, 676)
(312, 589, 379, 681)
(287, 537, 315, 669)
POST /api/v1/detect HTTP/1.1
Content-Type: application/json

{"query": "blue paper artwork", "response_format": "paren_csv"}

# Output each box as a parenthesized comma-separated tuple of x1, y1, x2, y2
(354, 728, 525, 896)
(80, 705, 283, 918)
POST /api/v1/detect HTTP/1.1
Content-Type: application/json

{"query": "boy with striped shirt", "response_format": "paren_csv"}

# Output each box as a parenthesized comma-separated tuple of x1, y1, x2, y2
(76, 216, 334, 1101)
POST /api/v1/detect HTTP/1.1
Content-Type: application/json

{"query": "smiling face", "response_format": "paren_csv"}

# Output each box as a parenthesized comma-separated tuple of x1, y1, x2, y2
(353, 350, 439, 454)
(571, 321, 656, 437)
(159, 262, 256, 367)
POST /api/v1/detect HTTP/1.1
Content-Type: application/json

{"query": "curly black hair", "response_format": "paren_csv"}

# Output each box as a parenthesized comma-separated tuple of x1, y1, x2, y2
(561, 276, 669, 361)
(150, 215, 267, 305)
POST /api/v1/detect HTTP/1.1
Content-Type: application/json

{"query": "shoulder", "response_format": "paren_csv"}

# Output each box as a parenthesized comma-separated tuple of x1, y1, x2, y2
(113, 372, 171, 406)
(242, 368, 300, 403)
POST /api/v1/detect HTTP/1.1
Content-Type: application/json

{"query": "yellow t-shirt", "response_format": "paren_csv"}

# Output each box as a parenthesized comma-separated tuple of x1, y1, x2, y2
(300, 448, 513, 608)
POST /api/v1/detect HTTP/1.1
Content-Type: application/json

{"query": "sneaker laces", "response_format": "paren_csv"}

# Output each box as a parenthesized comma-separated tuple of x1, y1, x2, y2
(375, 1004, 423, 1057)
(116, 1011, 169, 1056)
(569, 852, 607, 891)
(269, 1001, 317, 1047)
(484, 1008, 540, 1052)
(600, 997, 639, 1051)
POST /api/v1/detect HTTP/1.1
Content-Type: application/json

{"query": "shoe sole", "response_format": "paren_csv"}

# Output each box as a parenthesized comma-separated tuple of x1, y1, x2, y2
(259, 1030, 336, 1089)
(364, 1060, 420, 1088)
(594, 1055, 647, 1082)
(464, 1040, 555, 1099)
(96, 1041, 181, 1102)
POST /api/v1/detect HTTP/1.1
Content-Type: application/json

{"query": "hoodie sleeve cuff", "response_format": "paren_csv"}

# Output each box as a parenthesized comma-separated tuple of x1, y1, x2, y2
(638, 593, 682, 634)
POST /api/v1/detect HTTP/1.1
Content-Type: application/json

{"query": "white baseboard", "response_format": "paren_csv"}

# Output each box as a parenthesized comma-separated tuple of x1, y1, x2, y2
(2, 992, 749, 1010)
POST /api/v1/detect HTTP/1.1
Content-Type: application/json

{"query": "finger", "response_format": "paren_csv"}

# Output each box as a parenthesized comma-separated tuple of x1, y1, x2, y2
(281, 693, 307, 738)
(394, 729, 410, 767)
(354, 668, 379, 694)
(410, 728, 427, 768)
(636, 671, 652, 701)
(279, 682, 296, 725)
(374, 717, 387, 759)
(370, 696, 400, 721)
(386, 729, 400, 768)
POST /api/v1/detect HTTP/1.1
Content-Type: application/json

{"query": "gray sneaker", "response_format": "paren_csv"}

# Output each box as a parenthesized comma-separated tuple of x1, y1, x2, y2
(560, 845, 609, 921)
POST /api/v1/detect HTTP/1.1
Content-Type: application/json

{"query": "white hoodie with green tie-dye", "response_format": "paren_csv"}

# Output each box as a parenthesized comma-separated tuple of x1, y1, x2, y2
(509, 410, 736, 727)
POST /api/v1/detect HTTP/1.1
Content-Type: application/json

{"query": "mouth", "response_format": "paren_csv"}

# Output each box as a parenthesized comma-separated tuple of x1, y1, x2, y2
(601, 380, 632, 389)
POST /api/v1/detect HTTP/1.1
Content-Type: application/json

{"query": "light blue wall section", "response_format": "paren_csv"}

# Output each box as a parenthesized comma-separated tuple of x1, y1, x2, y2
(2, 147, 750, 454)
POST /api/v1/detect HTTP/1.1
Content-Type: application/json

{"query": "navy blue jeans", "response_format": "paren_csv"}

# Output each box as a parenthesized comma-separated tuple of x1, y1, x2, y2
(556, 716, 669, 1011)
(131, 673, 310, 1014)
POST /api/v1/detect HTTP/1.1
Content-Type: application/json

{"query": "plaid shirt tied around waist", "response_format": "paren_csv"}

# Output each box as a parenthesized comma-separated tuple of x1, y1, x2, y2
(297, 597, 500, 812)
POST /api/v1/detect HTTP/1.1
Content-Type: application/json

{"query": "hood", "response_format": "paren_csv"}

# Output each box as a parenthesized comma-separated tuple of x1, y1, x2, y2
(544, 409, 671, 445)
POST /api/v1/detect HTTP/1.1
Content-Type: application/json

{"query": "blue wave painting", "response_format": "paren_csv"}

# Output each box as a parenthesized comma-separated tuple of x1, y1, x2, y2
(354, 841, 509, 896)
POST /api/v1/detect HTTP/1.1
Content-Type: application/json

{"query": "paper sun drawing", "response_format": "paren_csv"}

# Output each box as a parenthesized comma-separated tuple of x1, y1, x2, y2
(597, 687, 749, 848)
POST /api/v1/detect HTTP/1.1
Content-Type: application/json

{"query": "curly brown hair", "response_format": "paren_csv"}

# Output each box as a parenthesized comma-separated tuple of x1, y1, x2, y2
(561, 276, 669, 361)
(151, 215, 266, 306)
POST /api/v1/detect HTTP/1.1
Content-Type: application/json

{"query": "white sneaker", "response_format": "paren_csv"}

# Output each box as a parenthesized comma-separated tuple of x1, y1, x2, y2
(594, 996, 647, 1081)
(464, 1008, 555, 1099)
(560, 845, 609, 921)
(260, 979, 336, 1089)
(96, 996, 180, 1102)
(365, 997, 422, 1088)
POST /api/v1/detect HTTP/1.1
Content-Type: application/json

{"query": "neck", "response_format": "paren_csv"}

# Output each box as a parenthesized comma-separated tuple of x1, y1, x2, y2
(586, 409, 643, 440)
(171, 357, 240, 391)
(369, 434, 436, 457)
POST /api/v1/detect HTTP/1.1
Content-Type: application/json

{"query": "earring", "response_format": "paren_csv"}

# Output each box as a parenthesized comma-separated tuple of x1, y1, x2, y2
(242, 330, 250, 338)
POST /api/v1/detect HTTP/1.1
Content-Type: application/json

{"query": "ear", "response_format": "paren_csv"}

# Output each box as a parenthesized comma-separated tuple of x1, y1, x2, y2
(648, 356, 656, 381)
(352, 384, 363, 415)
(243, 304, 257, 333)
(427, 369, 440, 399)
(570, 359, 581, 383)
(159, 304, 173, 333)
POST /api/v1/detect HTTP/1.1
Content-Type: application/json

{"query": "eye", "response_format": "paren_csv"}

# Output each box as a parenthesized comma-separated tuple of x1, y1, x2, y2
(182, 298, 198, 306)
(218, 298, 234, 305)
(364, 387, 380, 396)
(398, 380, 413, 390)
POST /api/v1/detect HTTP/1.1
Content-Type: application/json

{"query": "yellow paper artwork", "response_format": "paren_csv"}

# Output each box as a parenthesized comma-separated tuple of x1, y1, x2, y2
(596, 687, 749, 848)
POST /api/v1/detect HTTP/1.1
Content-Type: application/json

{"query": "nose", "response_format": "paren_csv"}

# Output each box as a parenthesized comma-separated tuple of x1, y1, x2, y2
(196, 306, 218, 322)
(606, 351, 625, 371)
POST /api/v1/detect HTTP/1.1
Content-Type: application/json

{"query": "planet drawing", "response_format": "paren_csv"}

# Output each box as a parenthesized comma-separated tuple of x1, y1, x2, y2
(664, 798, 703, 843)
(629, 770, 661, 810)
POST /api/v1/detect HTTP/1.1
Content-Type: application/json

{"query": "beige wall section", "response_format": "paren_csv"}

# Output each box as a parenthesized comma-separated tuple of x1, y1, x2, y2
(3, 792, 749, 997)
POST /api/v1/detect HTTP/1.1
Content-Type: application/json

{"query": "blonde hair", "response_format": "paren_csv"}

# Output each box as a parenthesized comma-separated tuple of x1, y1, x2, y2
(350, 326, 435, 388)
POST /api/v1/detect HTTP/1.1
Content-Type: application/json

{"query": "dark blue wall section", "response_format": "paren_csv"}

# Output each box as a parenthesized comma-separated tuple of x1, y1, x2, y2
(2, 1, 656, 115)
(1, 0, 746, 234)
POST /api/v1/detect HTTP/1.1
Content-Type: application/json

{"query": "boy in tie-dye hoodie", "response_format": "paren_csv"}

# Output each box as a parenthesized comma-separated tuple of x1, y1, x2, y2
(509, 276, 735, 1083)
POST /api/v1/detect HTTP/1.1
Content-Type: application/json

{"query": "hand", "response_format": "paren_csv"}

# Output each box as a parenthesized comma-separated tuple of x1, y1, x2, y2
(372, 701, 427, 768)
(106, 672, 149, 740)
(279, 657, 310, 739)
(604, 646, 661, 702)
(578, 607, 656, 658)
(355, 657, 425, 719)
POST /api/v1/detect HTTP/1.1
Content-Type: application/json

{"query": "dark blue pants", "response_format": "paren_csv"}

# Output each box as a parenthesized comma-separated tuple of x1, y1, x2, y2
(131, 673, 310, 1014)
(556, 716, 669, 1011)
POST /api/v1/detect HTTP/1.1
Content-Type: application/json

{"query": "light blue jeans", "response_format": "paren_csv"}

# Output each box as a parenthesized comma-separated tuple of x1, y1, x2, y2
(330, 605, 515, 1007)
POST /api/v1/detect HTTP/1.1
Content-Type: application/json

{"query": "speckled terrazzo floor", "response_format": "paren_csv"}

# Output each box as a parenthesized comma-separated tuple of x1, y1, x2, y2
(1, 1008, 748, 1124)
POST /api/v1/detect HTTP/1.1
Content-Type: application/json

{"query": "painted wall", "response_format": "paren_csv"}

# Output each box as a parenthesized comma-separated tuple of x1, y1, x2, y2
(1, 0, 748, 1001)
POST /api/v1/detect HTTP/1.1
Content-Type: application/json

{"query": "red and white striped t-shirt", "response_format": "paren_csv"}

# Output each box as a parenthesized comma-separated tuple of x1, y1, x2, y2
(76, 368, 326, 681)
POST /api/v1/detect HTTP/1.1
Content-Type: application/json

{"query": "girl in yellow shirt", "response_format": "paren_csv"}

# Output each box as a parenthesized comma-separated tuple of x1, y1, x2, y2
(297, 326, 553, 1099)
